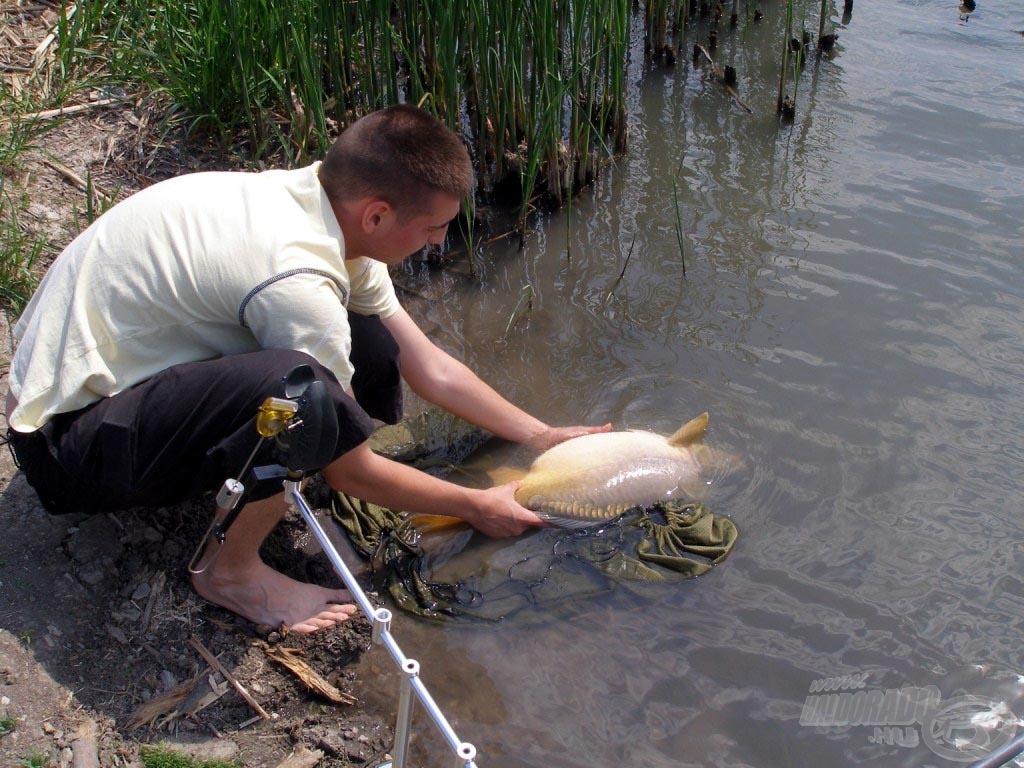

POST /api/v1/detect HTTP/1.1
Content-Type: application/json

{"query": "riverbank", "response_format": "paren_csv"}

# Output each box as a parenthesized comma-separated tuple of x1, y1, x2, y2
(0, 105, 397, 768)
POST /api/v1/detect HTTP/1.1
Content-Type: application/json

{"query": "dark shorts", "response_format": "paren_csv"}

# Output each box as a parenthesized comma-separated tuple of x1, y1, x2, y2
(8, 313, 403, 515)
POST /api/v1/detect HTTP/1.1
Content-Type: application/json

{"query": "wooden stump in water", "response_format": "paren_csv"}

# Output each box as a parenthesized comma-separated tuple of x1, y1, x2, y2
(781, 96, 796, 122)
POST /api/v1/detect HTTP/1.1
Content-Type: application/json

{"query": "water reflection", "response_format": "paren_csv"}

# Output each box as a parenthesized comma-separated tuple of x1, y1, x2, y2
(377, 2, 1024, 765)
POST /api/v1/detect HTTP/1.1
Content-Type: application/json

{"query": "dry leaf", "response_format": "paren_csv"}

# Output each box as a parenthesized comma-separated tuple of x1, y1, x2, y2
(264, 646, 356, 705)
(126, 674, 200, 729)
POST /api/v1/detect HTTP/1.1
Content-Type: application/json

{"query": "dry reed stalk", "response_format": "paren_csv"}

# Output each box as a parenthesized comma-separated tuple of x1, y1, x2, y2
(264, 645, 357, 705)
(188, 635, 271, 720)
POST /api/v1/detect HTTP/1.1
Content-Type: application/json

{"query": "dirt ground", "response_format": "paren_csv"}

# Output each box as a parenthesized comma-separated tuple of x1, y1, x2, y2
(0, 452, 394, 768)
(0, 76, 408, 768)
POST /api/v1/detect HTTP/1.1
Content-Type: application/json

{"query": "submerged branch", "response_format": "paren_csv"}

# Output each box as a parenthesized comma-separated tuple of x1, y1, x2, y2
(604, 234, 636, 303)
(695, 45, 753, 114)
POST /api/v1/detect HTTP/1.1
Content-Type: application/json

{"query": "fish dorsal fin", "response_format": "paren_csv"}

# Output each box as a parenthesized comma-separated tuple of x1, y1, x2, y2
(667, 412, 709, 446)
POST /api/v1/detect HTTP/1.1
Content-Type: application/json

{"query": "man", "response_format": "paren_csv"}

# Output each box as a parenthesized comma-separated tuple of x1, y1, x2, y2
(6, 105, 608, 633)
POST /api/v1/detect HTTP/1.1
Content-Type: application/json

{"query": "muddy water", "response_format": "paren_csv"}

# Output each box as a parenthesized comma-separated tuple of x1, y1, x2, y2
(352, 3, 1024, 766)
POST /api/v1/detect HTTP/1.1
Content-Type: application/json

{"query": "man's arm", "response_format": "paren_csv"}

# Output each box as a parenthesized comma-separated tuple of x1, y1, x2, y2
(322, 442, 541, 536)
(381, 306, 609, 450)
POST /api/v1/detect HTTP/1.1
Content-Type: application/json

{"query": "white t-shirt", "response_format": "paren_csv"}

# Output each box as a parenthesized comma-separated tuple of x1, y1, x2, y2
(9, 162, 399, 432)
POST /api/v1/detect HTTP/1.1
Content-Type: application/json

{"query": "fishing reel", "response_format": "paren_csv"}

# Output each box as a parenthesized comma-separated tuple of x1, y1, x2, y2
(188, 364, 339, 574)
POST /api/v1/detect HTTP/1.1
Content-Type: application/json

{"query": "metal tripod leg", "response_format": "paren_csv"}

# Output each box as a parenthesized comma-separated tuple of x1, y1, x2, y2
(283, 480, 479, 768)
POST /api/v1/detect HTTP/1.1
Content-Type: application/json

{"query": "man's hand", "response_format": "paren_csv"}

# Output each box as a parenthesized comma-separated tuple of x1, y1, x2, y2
(524, 423, 613, 452)
(466, 481, 549, 537)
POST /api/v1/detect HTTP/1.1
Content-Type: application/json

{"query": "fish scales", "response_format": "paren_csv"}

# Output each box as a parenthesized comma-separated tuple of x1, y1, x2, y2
(514, 414, 712, 527)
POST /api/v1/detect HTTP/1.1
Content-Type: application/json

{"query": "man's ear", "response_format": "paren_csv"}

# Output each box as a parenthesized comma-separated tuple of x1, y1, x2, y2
(361, 199, 393, 234)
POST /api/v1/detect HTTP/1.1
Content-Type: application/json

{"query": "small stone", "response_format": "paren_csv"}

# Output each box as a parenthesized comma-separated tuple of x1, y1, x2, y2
(106, 625, 129, 644)
(66, 515, 123, 563)
(160, 670, 178, 690)
(131, 583, 151, 601)
(111, 606, 143, 623)
(78, 565, 106, 586)
(42, 721, 57, 734)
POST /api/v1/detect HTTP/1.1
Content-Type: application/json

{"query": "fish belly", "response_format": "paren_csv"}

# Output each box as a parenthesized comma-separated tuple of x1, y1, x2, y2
(515, 431, 701, 525)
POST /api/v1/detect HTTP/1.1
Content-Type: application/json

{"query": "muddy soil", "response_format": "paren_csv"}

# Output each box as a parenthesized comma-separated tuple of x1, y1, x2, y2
(0, 446, 395, 768)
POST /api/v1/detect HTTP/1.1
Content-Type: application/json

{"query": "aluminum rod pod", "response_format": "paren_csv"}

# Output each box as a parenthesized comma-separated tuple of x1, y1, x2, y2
(285, 480, 377, 618)
(284, 481, 479, 768)
(455, 742, 477, 768)
(372, 607, 392, 645)
(392, 659, 420, 768)
(411, 676, 467, 753)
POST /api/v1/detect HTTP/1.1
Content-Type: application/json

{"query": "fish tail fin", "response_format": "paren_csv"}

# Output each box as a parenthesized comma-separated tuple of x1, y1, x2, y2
(667, 411, 709, 446)
(406, 514, 471, 534)
(486, 466, 528, 486)
(690, 444, 743, 480)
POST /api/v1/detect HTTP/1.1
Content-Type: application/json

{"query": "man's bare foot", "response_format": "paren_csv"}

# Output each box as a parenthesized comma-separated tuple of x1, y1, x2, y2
(191, 560, 358, 634)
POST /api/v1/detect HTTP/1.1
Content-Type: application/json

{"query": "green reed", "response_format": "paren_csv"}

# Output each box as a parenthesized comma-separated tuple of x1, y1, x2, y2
(818, 0, 830, 46)
(777, 0, 795, 113)
(51, 0, 824, 238)
(671, 178, 687, 276)
(58, 0, 640, 219)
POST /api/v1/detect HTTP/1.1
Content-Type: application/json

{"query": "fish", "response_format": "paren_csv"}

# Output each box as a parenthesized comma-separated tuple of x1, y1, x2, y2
(514, 412, 721, 527)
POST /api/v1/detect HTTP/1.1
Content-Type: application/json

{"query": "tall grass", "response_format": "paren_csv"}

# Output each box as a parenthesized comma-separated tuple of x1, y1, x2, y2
(0, 100, 50, 313)
(60, 0, 640, 228)
(0, 182, 47, 314)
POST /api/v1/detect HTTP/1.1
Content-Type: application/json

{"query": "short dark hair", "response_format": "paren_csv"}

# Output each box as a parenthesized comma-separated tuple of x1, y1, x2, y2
(319, 105, 473, 215)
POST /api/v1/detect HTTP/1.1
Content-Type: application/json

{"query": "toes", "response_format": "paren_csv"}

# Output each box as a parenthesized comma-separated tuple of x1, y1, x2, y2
(287, 604, 358, 634)
(289, 615, 336, 633)
(288, 619, 326, 634)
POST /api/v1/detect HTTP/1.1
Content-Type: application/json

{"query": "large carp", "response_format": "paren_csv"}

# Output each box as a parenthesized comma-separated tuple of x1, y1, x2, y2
(514, 412, 719, 527)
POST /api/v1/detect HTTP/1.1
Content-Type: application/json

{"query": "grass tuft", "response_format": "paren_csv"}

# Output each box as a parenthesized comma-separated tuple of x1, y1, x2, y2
(140, 744, 240, 768)
(0, 714, 16, 739)
(18, 751, 53, 768)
